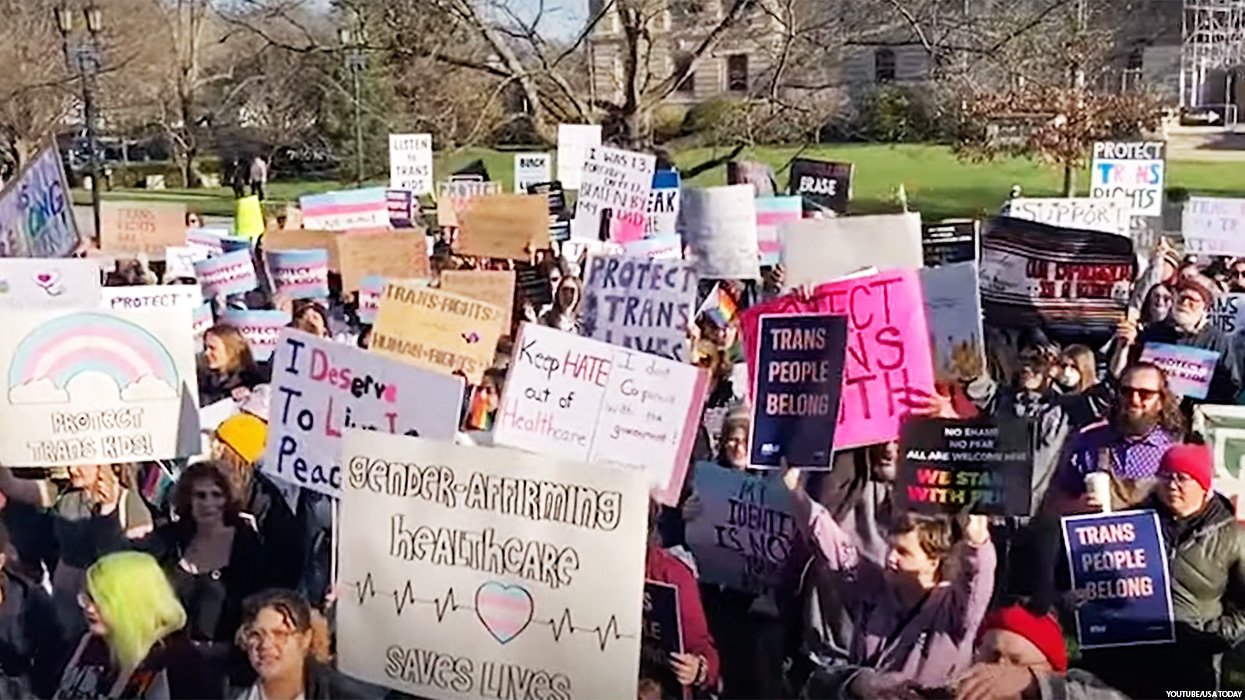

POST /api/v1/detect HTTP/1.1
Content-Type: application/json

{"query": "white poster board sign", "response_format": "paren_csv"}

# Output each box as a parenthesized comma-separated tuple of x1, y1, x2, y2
(1089, 141, 1165, 217)
(571, 146, 656, 241)
(1006, 198, 1131, 236)
(388, 133, 434, 195)
(0, 258, 101, 308)
(337, 431, 646, 700)
(581, 253, 696, 363)
(1183, 197, 1245, 257)
(514, 152, 552, 193)
(100, 285, 204, 313)
(779, 213, 923, 289)
(678, 185, 761, 280)
(556, 124, 602, 190)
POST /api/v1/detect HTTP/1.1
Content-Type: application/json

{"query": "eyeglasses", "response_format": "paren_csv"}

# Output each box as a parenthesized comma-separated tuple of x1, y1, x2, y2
(1121, 386, 1160, 401)
(192, 490, 223, 501)
(1160, 472, 1197, 486)
(241, 627, 297, 648)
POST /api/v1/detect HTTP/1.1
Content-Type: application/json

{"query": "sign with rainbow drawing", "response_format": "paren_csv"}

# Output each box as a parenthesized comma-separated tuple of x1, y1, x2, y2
(0, 307, 200, 466)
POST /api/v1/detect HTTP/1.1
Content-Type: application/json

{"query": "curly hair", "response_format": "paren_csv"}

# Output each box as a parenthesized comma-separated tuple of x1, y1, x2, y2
(1117, 362, 1186, 436)
(171, 462, 246, 528)
(236, 588, 331, 664)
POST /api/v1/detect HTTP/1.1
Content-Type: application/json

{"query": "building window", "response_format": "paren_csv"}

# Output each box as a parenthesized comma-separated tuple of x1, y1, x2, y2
(674, 53, 696, 95)
(875, 48, 896, 82)
(1127, 45, 1144, 71)
(727, 54, 749, 92)
(670, 0, 705, 23)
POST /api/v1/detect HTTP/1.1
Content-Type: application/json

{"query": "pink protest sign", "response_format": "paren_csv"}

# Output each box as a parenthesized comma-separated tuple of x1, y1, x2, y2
(739, 268, 934, 449)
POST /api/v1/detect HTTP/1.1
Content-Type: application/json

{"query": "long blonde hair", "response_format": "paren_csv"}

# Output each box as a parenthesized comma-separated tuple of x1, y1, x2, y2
(86, 552, 186, 668)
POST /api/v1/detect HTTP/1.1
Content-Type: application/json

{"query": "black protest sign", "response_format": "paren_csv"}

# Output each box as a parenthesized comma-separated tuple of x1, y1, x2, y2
(527, 180, 570, 243)
(922, 220, 978, 266)
(642, 580, 684, 698)
(789, 158, 853, 214)
(896, 417, 1034, 516)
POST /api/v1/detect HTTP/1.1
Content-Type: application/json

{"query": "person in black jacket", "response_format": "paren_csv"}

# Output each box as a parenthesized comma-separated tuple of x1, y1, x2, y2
(0, 520, 65, 698)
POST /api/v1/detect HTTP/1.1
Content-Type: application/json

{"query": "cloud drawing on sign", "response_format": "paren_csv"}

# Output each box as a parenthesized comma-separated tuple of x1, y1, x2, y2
(475, 581, 534, 644)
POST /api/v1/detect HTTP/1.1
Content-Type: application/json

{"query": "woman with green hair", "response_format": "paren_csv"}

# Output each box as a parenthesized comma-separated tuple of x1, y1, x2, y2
(54, 551, 207, 699)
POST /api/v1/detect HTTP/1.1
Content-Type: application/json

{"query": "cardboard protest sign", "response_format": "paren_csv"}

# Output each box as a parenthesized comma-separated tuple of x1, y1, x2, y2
(164, 246, 208, 280)
(266, 249, 329, 299)
(756, 196, 802, 266)
(0, 144, 79, 258)
(679, 185, 760, 280)
(789, 158, 852, 214)
(0, 258, 100, 308)
(193, 249, 258, 298)
(372, 284, 504, 384)
(0, 306, 199, 465)
(979, 216, 1135, 334)
(219, 308, 289, 362)
(1182, 197, 1245, 257)
(494, 323, 709, 505)
(526, 181, 571, 243)
(261, 229, 343, 271)
(440, 269, 516, 332)
(335, 230, 430, 292)
(645, 170, 680, 238)
(457, 194, 550, 260)
(581, 254, 697, 362)
(685, 464, 795, 594)
(921, 220, 978, 267)
(100, 285, 203, 314)
(749, 314, 847, 469)
(1090, 141, 1166, 217)
(514, 152, 552, 193)
(895, 417, 1033, 516)
(264, 330, 463, 497)
(779, 213, 923, 290)
(436, 180, 502, 229)
(100, 201, 188, 259)
(339, 433, 644, 699)
(1006, 198, 1131, 236)
(642, 581, 683, 699)
(1139, 343, 1220, 400)
(571, 147, 656, 242)
(919, 262, 986, 384)
(388, 133, 433, 195)
(1061, 510, 1175, 648)
(623, 235, 682, 260)
(740, 269, 936, 449)
(556, 123, 603, 190)
(1192, 404, 1245, 519)
(300, 187, 391, 231)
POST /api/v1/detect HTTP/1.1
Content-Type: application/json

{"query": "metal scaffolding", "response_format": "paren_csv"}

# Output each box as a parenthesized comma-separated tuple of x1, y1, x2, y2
(1181, 0, 1245, 107)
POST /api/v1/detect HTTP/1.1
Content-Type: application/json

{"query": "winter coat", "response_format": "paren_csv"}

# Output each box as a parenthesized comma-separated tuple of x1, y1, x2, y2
(645, 543, 722, 692)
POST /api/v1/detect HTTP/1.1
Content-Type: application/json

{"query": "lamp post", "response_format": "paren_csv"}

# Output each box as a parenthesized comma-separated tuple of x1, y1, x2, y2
(339, 27, 367, 186)
(56, 3, 104, 244)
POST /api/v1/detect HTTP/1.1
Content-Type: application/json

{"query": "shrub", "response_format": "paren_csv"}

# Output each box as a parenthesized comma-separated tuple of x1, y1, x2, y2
(851, 84, 942, 142)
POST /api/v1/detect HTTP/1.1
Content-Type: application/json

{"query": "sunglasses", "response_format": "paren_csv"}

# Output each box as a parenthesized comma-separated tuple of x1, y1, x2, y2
(1121, 386, 1160, 401)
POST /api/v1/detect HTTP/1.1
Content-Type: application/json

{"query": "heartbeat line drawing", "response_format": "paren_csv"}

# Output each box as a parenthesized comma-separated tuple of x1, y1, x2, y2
(342, 574, 636, 651)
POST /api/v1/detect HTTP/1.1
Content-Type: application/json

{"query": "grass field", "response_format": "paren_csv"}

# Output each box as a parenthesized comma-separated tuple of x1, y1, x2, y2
(72, 143, 1245, 221)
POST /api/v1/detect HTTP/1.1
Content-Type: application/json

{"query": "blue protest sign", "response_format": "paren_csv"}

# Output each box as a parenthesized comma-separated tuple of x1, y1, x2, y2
(1061, 510, 1175, 648)
(748, 313, 847, 469)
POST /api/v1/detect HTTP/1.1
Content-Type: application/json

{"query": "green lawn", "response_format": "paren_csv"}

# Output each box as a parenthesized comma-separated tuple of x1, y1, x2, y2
(72, 143, 1245, 221)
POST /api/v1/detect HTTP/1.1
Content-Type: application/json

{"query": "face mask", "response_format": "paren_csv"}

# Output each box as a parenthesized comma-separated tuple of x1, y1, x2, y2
(1057, 367, 1081, 389)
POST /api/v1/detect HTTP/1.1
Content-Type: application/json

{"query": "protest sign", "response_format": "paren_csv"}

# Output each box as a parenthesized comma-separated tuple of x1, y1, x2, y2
(685, 465, 795, 594)
(100, 201, 188, 259)
(756, 196, 802, 266)
(440, 269, 516, 332)
(1210, 293, 1245, 338)
(193, 248, 258, 298)
(358, 275, 385, 324)
(788, 158, 852, 214)
(261, 229, 343, 271)
(526, 181, 571, 243)
(1139, 343, 1220, 400)
(336, 431, 645, 700)
(0, 143, 79, 258)
(0, 306, 199, 466)
(192, 303, 213, 337)
(457, 194, 550, 260)
(622, 235, 682, 260)
(186, 227, 229, 255)
(164, 246, 208, 280)
(514, 152, 552, 193)
(1061, 510, 1175, 648)
(919, 262, 986, 384)
(581, 254, 697, 362)
(372, 283, 505, 384)
(779, 213, 923, 290)
(921, 220, 978, 267)
(494, 323, 709, 505)
(301, 188, 392, 231)
(436, 180, 502, 229)
(1192, 404, 1245, 519)
(264, 330, 463, 497)
(556, 123, 603, 190)
(388, 133, 433, 195)
(220, 309, 289, 362)
(642, 582, 683, 699)
(679, 185, 760, 280)
(386, 190, 418, 229)
(749, 313, 847, 469)
(645, 170, 680, 238)
(979, 216, 1135, 334)
(1006, 198, 1131, 236)
(101, 285, 203, 313)
(267, 248, 329, 300)
(517, 262, 553, 307)
(571, 147, 656, 242)
(235, 196, 264, 240)
(1182, 197, 1245, 256)
(1090, 141, 1166, 217)
(740, 269, 936, 449)
(895, 417, 1033, 516)
(0, 258, 100, 308)
(335, 230, 430, 292)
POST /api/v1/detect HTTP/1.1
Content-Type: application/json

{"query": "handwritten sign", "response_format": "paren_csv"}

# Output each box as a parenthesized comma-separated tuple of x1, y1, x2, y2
(756, 196, 802, 266)
(645, 170, 680, 238)
(192, 248, 258, 297)
(1139, 342, 1220, 400)
(457, 194, 550, 260)
(372, 283, 504, 384)
(922, 220, 978, 267)
(779, 213, 923, 290)
(219, 308, 289, 362)
(623, 235, 682, 260)
(749, 313, 847, 469)
(920, 262, 986, 384)
(100, 285, 202, 314)
(264, 330, 463, 497)
(1210, 293, 1245, 339)
(895, 417, 1033, 516)
(514, 152, 552, 193)
(789, 158, 852, 214)
(494, 323, 709, 505)
(389, 133, 433, 195)
(642, 581, 682, 698)
(335, 230, 430, 292)
(440, 269, 516, 332)
(740, 269, 935, 449)
(571, 146, 656, 242)
(556, 123, 603, 190)
(1061, 510, 1175, 648)
(300, 188, 391, 231)
(1006, 198, 1131, 236)
(1182, 197, 1245, 257)
(0, 306, 199, 466)
(0, 144, 79, 258)
(267, 248, 329, 299)
(164, 246, 208, 280)
(581, 254, 696, 362)
(685, 465, 795, 594)
(437, 180, 502, 229)
(1090, 141, 1166, 217)
(679, 185, 760, 280)
(0, 258, 100, 308)
(100, 201, 188, 259)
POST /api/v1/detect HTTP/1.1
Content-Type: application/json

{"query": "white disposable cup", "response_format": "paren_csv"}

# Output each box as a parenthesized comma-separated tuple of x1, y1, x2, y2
(1084, 472, 1112, 513)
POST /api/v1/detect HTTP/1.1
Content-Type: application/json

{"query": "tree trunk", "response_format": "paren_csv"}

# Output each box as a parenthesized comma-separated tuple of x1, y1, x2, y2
(1062, 161, 1075, 197)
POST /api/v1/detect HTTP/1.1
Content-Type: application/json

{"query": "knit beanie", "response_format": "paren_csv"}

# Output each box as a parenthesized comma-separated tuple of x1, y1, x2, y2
(1176, 274, 1218, 308)
(1159, 443, 1213, 493)
(977, 605, 1068, 673)
(215, 412, 267, 465)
